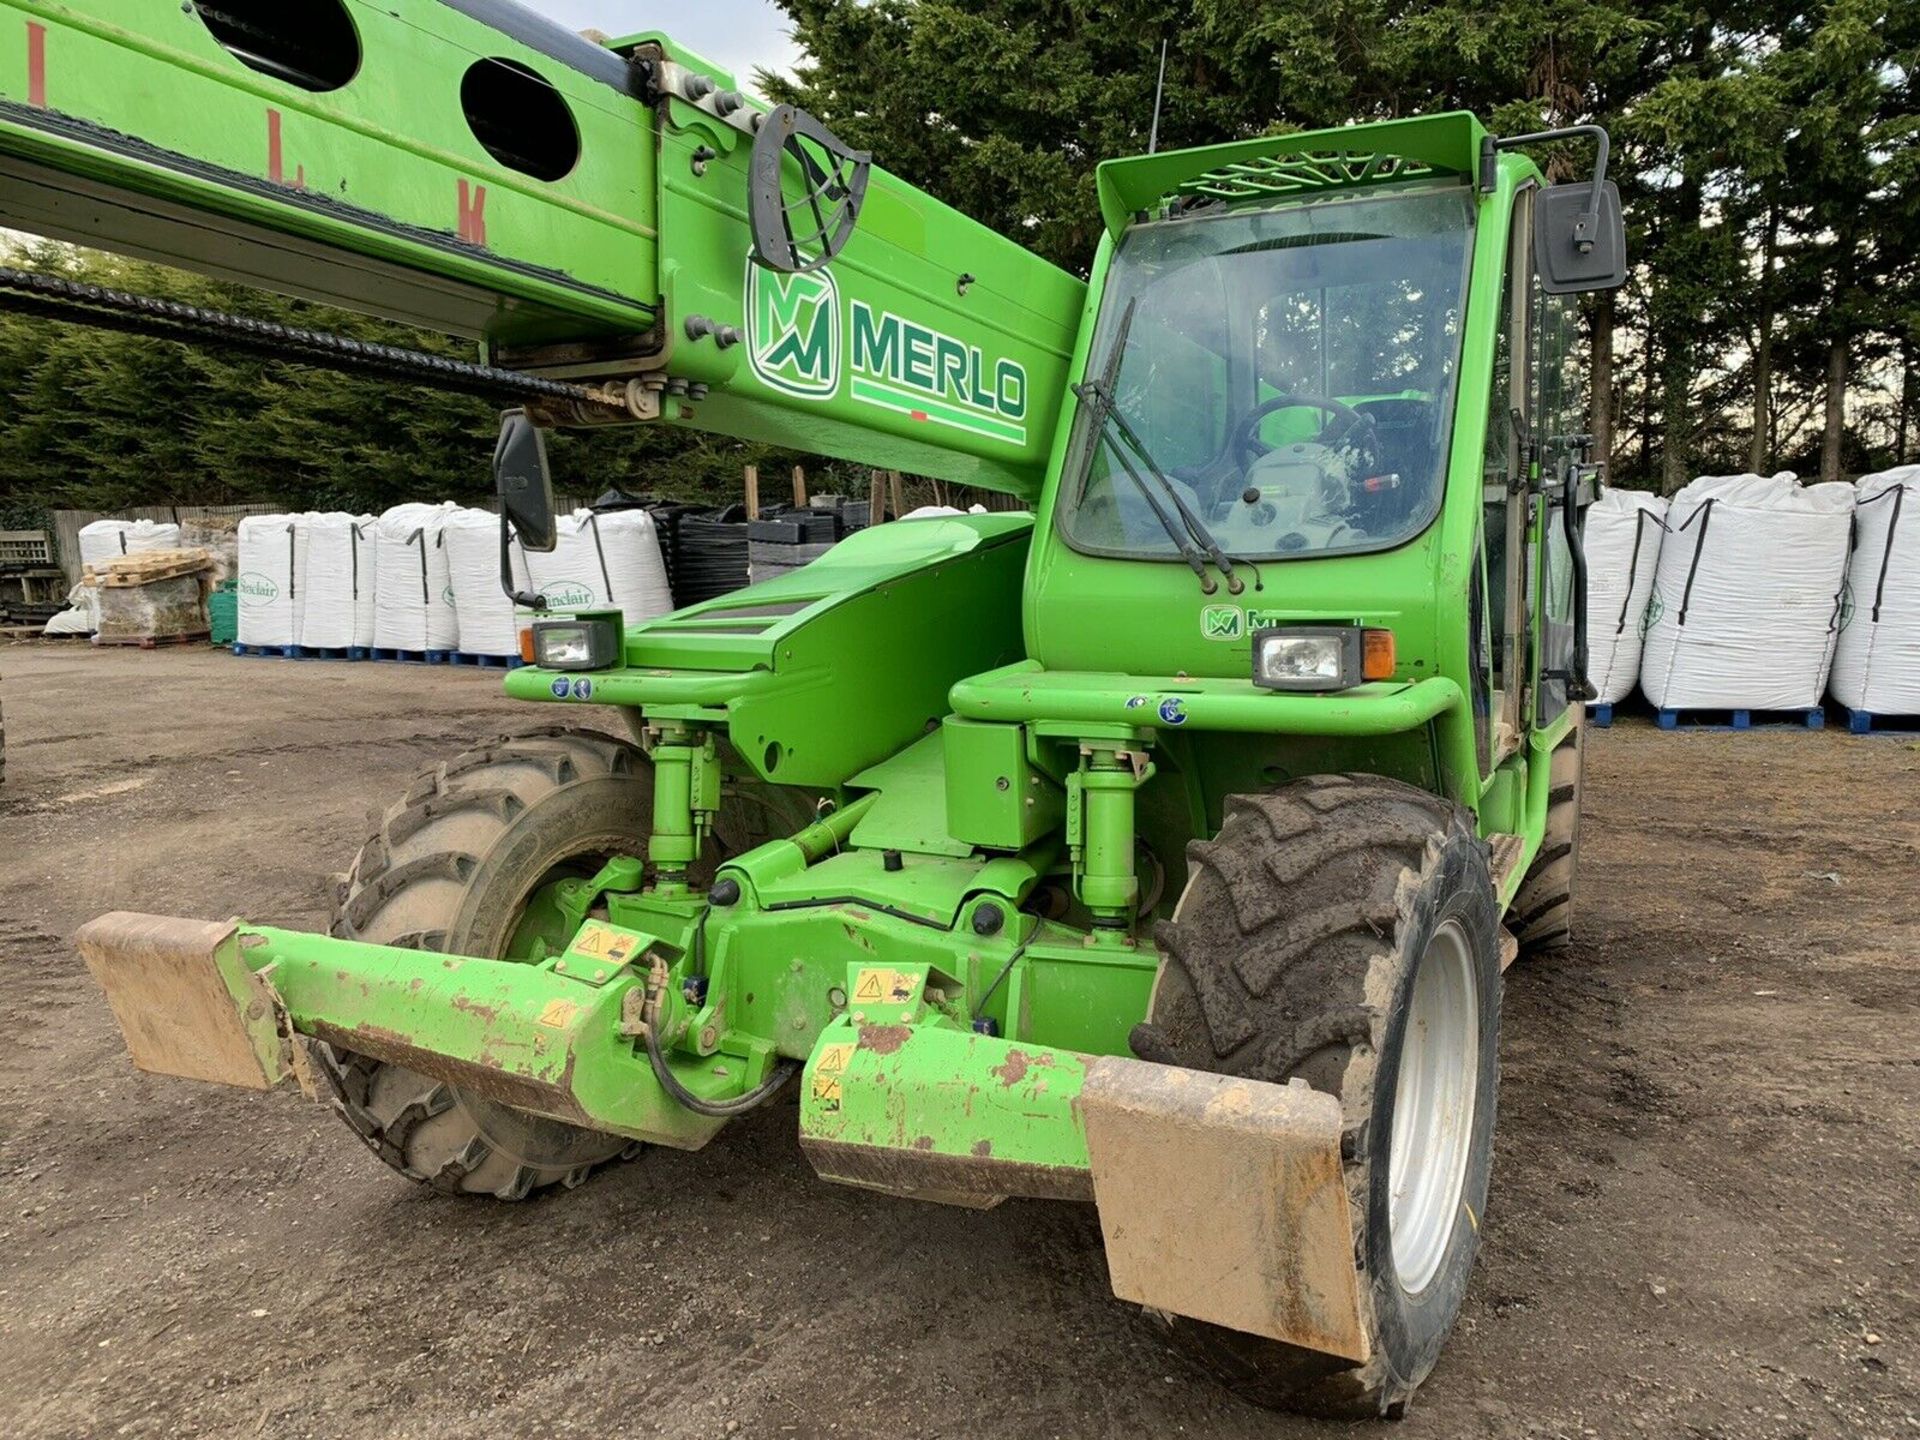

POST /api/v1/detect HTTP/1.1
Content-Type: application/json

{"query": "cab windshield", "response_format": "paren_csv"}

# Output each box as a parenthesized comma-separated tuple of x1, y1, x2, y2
(1057, 186, 1474, 562)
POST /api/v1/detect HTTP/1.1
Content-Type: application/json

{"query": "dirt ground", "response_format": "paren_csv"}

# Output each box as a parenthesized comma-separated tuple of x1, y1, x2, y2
(0, 639, 1913, 1440)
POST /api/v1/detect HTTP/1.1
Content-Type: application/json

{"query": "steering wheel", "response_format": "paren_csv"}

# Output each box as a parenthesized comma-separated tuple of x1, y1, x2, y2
(1231, 393, 1380, 474)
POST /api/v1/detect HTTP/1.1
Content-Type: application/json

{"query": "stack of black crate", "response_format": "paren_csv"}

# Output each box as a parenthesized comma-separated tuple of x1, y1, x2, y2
(746, 496, 871, 585)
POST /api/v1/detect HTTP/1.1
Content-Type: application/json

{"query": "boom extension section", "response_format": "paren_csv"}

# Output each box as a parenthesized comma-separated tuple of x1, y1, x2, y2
(0, 0, 1083, 495)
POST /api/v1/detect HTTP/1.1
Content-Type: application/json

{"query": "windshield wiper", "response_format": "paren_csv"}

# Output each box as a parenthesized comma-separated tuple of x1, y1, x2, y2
(1074, 375, 1242, 595)
(1073, 293, 1242, 594)
(1082, 411, 1213, 589)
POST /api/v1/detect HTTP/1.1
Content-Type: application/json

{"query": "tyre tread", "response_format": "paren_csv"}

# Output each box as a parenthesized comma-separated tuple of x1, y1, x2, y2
(1136, 773, 1493, 1418)
(318, 727, 652, 1201)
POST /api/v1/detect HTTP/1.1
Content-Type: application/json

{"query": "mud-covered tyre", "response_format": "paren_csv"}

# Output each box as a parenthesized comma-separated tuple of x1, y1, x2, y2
(320, 726, 776, 1200)
(1508, 709, 1584, 953)
(1130, 774, 1502, 1419)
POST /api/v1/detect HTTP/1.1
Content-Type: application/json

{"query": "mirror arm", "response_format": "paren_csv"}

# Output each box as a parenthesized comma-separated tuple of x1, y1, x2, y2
(1493, 124, 1610, 253)
(500, 512, 546, 611)
(1561, 457, 1597, 702)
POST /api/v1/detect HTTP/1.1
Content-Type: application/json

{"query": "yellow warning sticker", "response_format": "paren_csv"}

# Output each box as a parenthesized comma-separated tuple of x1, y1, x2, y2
(567, 922, 638, 964)
(811, 1041, 856, 1110)
(536, 999, 580, 1029)
(852, 968, 920, 1006)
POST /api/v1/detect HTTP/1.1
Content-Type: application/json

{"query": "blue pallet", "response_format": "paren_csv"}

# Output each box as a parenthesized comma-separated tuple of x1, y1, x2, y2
(449, 651, 523, 670)
(1655, 706, 1824, 732)
(1843, 707, 1920, 736)
(232, 643, 370, 660)
(369, 647, 450, 664)
(1589, 702, 1614, 729)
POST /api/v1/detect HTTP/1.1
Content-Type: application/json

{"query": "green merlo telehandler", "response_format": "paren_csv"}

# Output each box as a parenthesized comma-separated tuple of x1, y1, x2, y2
(5, 0, 1625, 1415)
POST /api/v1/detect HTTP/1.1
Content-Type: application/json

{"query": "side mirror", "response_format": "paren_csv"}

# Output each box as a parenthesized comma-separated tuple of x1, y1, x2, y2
(494, 410, 557, 552)
(1535, 180, 1626, 294)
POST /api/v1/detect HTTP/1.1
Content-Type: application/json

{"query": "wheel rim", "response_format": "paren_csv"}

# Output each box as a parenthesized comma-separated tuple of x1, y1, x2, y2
(502, 867, 594, 962)
(1388, 917, 1479, 1295)
(499, 843, 635, 962)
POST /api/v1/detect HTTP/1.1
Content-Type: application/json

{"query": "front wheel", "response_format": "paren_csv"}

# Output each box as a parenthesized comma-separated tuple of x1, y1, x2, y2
(320, 727, 788, 1200)
(1131, 775, 1502, 1418)
(321, 728, 658, 1198)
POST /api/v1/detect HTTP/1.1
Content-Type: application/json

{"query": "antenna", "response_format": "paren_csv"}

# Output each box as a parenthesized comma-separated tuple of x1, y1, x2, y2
(1147, 39, 1169, 154)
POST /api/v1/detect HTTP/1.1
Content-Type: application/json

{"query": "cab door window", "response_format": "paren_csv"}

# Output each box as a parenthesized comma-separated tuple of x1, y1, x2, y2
(1477, 193, 1530, 773)
(1532, 282, 1585, 722)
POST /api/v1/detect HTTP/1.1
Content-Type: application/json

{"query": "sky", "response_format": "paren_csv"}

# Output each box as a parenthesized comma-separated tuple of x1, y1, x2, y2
(526, 0, 803, 93)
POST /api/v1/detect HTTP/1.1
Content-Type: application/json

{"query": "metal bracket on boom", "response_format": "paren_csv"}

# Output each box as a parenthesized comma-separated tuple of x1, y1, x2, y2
(652, 60, 762, 142)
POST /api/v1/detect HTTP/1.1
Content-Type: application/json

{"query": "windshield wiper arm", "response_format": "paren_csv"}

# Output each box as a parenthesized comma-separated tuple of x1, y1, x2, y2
(1075, 376, 1242, 594)
(1101, 395, 1242, 590)
(1087, 415, 1216, 590)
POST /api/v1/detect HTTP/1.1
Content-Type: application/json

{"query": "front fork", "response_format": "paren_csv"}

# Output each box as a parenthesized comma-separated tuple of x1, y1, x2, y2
(77, 717, 1376, 1361)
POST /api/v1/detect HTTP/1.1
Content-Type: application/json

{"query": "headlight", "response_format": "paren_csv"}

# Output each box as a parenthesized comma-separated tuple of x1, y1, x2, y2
(1252, 625, 1395, 691)
(531, 617, 618, 671)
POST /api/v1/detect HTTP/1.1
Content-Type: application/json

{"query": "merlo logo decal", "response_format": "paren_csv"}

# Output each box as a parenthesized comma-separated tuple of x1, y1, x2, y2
(1201, 604, 1244, 640)
(746, 260, 839, 398)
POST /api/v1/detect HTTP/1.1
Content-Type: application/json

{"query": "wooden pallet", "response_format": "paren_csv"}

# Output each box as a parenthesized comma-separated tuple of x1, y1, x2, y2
(94, 630, 210, 649)
(86, 548, 213, 588)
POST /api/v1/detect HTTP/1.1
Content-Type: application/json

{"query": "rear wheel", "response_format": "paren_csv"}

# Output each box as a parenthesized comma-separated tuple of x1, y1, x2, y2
(320, 726, 784, 1199)
(1131, 775, 1502, 1418)
(1509, 708, 1584, 952)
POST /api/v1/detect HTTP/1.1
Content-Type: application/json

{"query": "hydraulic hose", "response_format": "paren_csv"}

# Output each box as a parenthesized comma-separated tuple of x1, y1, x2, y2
(638, 961, 797, 1117)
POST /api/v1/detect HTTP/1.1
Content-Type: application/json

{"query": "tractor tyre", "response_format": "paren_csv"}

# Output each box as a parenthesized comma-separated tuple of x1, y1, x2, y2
(1130, 774, 1502, 1419)
(1508, 708, 1584, 953)
(319, 726, 780, 1200)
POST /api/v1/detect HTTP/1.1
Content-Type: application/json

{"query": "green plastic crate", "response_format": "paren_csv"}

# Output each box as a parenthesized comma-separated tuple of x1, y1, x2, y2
(208, 580, 237, 648)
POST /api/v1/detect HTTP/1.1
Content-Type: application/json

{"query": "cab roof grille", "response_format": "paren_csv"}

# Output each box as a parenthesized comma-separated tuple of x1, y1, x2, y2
(1182, 151, 1440, 204)
(1096, 112, 1490, 239)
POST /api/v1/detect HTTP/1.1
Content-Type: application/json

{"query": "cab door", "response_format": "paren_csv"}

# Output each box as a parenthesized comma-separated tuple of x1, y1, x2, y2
(1475, 191, 1533, 776)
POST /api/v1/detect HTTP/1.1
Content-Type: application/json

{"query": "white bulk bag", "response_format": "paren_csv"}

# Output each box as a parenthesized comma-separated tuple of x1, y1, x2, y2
(79, 517, 182, 569)
(297, 513, 377, 650)
(524, 508, 674, 621)
(1829, 465, 1920, 715)
(235, 513, 305, 648)
(443, 508, 532, 657)
(78, 519, 131, 571)
(373, 502, 457, 652)
(1639, 473, 1855, 711)
(43, 586, 95, 636)
(78, 519, 189, 631)
(1584, 489, 1668, 705)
